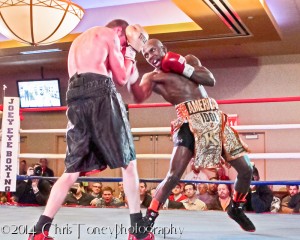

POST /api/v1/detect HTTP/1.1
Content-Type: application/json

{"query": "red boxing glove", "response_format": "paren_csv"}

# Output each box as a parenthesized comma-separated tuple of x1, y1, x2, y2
(161, 52, 195, 78)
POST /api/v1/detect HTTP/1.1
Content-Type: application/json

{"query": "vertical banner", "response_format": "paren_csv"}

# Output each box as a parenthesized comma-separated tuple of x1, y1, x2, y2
(0, 97, 20, 192)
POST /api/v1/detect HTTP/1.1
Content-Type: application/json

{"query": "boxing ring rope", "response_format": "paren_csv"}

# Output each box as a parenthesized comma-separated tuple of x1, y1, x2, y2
(4, 95, 299, 113)
(16, 175, 300, 186)
(19, 124, 300, 134)
(18, 122, 300, 184)
(16, 151, 300, 187)
(17, 103, 300, 183)
(18, 153, 300, 160)
(18, 122, 300, 159)
(128, 96, 300, 108)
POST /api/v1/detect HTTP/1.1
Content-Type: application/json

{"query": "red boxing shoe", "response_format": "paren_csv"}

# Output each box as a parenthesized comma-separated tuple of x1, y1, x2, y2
(128, 232, 155, 240)
(28, 231, 54, 240)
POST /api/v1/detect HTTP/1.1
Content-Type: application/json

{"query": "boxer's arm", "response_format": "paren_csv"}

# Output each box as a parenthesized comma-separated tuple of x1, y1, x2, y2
(107, 30, 134, 86)
(161, 52, 215, 86)
(185, 54, 216, 86)
(131, 72, 156, 103)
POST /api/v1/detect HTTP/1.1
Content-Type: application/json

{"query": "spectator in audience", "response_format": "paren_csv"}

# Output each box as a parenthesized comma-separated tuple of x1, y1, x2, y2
(89, 182, 103, 198)
(288, 191, 300, 213)
(39, 158, 55, 185)
(209, 184, 232, 211)
(39, 158, 54, 177)
(19, 159, 27, 175)
(118, 182, 126, 203)
(181, 183, 207, 210)
(13, 165, 51, 206)
(150, 187, 157, 198)
(163, 197, 186, 210)
(140, 182, 152, 208)
(197, 183, 208, 195)
(269, 185, 281, 213)
(92, 186, 122, 208)
(281, 185, 299, 213)
(169, 183, 187, 202)
(244, 166, 273, 213)
(207, 177, 219, 200)
(0, 192, 8, 203)
(197, 183, 216, 208)
(184, 158, 209, 183)
(150, 187, 185, 210)
(64, 182, 95, 206)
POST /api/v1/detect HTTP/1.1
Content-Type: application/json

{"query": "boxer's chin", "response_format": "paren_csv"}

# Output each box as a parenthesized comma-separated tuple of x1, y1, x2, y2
(152, 59, 161, 68)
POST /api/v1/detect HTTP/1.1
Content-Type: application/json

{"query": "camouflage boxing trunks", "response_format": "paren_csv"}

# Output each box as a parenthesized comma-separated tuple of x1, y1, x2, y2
(172, 98, 249, 168)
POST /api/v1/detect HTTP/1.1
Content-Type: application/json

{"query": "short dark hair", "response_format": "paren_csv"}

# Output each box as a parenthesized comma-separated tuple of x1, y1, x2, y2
(33, 163, 41, 168)
(102, 186, 113, 194)
(105, 19, 129, 33)
(140, 181, 147, 188)
(252, 166, 259, 178)
(184, 183, 196, 191)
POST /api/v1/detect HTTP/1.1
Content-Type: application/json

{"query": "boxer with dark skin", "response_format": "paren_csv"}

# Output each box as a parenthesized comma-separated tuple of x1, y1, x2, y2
(131, 39, 255, 234)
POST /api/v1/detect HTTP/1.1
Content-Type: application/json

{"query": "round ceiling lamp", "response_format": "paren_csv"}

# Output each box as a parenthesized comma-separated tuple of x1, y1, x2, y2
(0, 0, 84, 46)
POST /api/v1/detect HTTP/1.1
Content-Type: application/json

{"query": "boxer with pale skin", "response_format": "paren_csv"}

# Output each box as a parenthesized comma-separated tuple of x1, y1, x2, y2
(28, 20, 153, 240)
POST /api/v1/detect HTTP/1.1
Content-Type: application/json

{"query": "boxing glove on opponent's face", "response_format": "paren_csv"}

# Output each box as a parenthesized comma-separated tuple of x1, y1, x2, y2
(161, 52, 195, 78)
(125, 24, 149, 53)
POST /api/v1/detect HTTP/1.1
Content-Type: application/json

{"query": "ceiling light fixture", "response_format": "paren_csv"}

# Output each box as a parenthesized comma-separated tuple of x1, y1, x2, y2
(0, 0, 84, 46)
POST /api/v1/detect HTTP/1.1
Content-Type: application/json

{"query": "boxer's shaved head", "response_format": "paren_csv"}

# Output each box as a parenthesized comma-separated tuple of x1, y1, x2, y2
(142, 39, 166, 55)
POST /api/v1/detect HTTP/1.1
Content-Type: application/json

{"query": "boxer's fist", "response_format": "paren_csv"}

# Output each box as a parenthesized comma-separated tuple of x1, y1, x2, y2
(128, 62, 139, 85)
(124, 45, 136, 62)
(161, 52, 195, 78)
(127, 62, 139, 92)
(125, 24, 149, 52)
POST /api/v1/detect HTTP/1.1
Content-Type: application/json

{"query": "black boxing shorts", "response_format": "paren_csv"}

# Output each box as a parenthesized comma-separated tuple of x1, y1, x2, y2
(65, 73, 136, 174)
(173, 122, 195, 153)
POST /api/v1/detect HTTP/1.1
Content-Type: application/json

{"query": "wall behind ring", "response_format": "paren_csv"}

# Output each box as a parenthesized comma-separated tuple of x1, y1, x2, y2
(1, 53, 299, 192)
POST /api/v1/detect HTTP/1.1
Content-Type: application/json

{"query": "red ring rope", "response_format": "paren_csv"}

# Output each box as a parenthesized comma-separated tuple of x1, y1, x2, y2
(129, 96, 300, 108)
(1, 96, 299, 112)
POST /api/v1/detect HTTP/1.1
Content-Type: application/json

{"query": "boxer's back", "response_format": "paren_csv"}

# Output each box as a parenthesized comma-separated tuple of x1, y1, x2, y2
(68, 27, 112, 77)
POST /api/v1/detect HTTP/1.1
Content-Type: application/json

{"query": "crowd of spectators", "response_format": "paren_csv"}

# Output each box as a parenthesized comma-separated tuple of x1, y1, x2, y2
(0, 160, 299, 215)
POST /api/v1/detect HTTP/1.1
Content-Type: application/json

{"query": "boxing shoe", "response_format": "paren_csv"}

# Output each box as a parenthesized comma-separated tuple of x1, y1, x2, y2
(227, 201, 256, 232)
(128, 232, 155, 240)
(143, 209, 159, 229)
(28, 231, 54, 240)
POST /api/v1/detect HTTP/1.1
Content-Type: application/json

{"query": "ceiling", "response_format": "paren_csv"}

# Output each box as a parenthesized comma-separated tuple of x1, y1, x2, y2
(0, 0, 299, 70)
